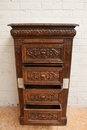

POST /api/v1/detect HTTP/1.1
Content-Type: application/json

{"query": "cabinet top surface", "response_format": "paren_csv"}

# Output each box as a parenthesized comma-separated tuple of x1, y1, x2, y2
(8, 23, 79, 28)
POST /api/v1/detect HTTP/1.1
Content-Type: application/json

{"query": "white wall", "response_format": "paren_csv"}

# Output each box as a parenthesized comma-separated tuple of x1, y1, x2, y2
(0, 0, 87, 107)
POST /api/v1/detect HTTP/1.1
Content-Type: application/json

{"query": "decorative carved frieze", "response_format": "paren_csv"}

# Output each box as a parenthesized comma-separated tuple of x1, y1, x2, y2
(26, 48, 60, 59)
(27, 113, 59, 120)
(11, 29, 76, 37)
(28, 93, 58, 101)
(27, 71, 59, 81)
(27, 92, 58, 101)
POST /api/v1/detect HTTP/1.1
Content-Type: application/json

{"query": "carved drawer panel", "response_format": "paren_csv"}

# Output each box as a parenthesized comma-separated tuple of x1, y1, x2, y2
(24, 105, 62, 124)
(23, 89, 63, 105)
(22, 43, 64, 63)
(23, 67, 63, 85)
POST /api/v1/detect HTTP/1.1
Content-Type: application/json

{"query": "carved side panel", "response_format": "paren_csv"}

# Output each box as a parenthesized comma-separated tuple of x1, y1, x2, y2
(14, 39, 22, 77)
(62, 39, 73, 118)
(64, 39, 72, 78)
(14, 39, 24, 117)
(23, 67, 63, 85)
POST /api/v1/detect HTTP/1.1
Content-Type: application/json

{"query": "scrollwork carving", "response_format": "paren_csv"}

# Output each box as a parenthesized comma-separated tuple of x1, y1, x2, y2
(27, 71, 59, 81)
(28, 93, 58, 101)
(28, 113, 59, 120)
(26, 48, 60, 59)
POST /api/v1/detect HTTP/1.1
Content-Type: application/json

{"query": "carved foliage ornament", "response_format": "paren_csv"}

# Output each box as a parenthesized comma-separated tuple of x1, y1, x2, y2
(27, 71, 59, 81)
(28, 92, 59, 101)
(11, 29, 76, 36)
(27, 112, 60, 120)
(26, 48, 60, 59)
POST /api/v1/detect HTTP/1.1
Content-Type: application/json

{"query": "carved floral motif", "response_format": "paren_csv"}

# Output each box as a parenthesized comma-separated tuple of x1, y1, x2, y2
(27, 71, 59, 81)
(28, 113, 59, 120)
(24, 90, 62, 104)
(26, 48, 60, 59)
(28, 93, 58, 101)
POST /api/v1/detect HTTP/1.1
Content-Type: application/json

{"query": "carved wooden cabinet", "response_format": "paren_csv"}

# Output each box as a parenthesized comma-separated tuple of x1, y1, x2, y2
(8, 23, 78, 125)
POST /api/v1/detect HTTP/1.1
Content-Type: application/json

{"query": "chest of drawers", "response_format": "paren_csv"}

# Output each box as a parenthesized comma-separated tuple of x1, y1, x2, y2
(8, 23, 78, 125)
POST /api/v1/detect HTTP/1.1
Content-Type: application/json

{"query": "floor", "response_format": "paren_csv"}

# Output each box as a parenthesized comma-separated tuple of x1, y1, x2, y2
(0, 107, 87, 130)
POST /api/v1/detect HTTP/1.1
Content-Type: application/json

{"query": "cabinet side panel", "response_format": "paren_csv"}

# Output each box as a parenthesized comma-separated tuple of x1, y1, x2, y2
(62, 39, 73, 117)
(14, 39, 24, 117)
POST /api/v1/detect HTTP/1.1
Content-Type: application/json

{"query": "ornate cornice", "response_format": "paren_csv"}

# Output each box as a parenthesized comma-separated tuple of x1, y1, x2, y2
(10, 29, 76, 37)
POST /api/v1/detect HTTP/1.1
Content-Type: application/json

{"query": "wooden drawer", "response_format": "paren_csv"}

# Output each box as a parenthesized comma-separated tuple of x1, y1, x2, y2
(22, 42, 64, 64)
(22, 67, 63, 85)
(23, 89, 63, 105)
(24, 105, 62, 125)
(22, 38, 64, 44)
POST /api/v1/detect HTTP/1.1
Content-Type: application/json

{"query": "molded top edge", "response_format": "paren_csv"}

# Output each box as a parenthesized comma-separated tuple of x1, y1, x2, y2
(8, 23, 79, 28)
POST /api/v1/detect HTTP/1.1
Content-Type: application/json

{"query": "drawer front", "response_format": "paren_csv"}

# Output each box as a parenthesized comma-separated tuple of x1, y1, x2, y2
(22, 43, 64, 64)
(23, 89, 63, 105)
(22, 38, 64, 44)
(24, 107, 62, 124)
(23, 67, 63, 85)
